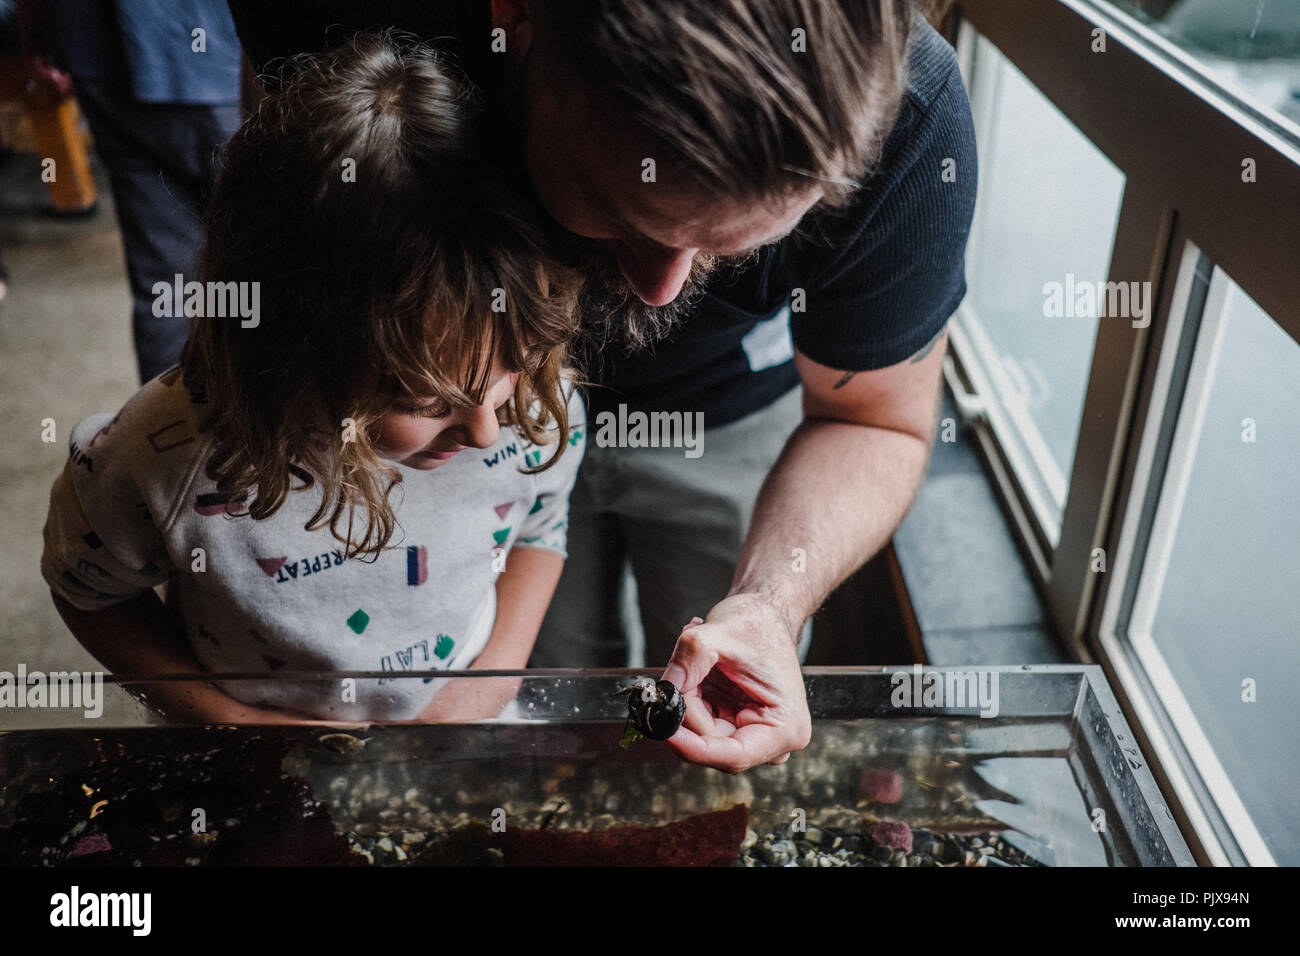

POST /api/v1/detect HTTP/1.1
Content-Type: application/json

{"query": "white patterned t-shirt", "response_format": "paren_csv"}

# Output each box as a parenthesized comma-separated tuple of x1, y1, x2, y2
(41, 365, 586, 720)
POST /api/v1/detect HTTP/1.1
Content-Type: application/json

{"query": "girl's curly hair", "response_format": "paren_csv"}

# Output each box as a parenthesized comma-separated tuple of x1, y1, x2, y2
(180, 31, 581, 560)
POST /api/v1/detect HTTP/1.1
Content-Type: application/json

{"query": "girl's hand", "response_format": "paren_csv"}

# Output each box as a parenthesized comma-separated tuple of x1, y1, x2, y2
(417, 673, 522, 723)
(135, 687, 303, 726)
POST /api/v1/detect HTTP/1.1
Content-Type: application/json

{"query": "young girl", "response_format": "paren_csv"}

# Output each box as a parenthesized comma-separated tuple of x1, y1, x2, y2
(40, 33, 585, 723)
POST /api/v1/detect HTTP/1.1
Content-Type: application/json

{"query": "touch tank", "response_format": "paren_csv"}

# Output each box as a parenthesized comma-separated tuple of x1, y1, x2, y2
(0, 665, 1194, 866)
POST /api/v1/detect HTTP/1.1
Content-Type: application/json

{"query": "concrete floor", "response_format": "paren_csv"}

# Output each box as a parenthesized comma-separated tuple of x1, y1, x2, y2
(1, 147, 145, 718)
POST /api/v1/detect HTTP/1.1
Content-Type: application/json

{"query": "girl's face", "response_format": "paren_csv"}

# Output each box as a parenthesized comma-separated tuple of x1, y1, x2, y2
(369, 358, 519, 470)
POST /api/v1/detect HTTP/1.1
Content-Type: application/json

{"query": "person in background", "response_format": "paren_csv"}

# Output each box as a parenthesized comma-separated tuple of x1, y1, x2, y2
(29, 0, 241, 383)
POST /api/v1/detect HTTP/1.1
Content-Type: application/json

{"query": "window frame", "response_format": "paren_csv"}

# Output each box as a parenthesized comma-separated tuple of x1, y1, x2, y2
(1098, 243, 1278, 866)
(950, 0, 1300, 865)
(949, 26, 1131, 555)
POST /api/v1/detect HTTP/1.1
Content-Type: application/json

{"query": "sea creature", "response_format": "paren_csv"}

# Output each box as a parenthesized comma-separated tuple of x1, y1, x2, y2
(616, 677, 685, 747)
(870, 819, 914, 853)
(317, 733, 369, 756)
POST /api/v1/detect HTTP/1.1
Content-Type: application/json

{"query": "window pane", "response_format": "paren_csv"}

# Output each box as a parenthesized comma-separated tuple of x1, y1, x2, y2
(1140, 272, 1300, 864)
(1105, 0, 1300, 146)
(964, 35, 1126, 529)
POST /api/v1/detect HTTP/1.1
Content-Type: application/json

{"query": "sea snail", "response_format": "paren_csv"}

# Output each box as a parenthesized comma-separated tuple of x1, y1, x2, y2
(617, 677, 686, 744)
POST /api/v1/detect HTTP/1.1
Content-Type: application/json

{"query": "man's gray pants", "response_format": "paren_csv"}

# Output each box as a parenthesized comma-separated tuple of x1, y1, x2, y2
(532, 386, 811, 667)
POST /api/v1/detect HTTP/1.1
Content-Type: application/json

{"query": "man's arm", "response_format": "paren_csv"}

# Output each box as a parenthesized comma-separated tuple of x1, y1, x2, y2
(662, 331, 945, 772)
(734, 330, 945, 632)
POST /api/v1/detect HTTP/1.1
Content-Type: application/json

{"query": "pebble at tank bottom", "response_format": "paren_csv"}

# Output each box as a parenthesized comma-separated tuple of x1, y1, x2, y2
(0, 717, 1072, 866)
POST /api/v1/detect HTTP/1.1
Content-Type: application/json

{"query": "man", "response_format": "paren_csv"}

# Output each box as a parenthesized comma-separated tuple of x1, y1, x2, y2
(228, 0, 977, 772)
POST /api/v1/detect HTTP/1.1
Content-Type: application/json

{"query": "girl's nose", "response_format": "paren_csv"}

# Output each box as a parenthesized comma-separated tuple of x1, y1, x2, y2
(451, 399, 501, 449)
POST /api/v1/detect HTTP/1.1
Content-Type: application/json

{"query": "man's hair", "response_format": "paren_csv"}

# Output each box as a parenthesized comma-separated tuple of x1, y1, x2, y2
(181, 31, 580, 560)
(537, 0, 916, 206)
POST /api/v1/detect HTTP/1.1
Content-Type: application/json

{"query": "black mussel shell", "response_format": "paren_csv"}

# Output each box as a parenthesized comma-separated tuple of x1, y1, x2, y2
(627, 679, 686, 741)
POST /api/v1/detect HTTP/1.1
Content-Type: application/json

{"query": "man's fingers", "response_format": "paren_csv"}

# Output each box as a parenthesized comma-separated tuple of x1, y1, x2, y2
(661, 618, 718, 693)
(681, 692, 727, 736)
(700, 673, 752, 713)
(659, 607, 809, 771)
(666, 721, 790, 773)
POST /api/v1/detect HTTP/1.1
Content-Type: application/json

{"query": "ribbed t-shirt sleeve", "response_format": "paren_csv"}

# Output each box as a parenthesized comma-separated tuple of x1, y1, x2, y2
(790, 59, 978, 371)
(515, 382, 587, 558)
(41, 412, 175, 611)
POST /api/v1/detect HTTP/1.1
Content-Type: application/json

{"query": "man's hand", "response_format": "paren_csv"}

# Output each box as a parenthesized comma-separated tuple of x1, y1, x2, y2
(658, 335, 945, 772)
(661, 594, 811, 773)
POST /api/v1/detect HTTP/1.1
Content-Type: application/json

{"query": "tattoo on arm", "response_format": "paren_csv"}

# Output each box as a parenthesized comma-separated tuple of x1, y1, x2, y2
(830, 329, 945, 388)
(910, 328, 945, 364)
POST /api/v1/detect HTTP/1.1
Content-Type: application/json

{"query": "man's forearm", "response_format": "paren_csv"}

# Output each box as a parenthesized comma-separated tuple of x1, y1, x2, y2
(729, 419, 930, 638)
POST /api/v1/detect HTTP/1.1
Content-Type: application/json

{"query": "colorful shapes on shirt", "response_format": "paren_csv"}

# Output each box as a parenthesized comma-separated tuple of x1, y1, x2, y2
(568, 427, 584, 447)
(406, 546, 427, 586)
(434, 634, 454, 660)
(347, 609, 370, 634)
(194, 491, 248, 517)
(146, 419, 195, 453)
(528, 498, 544, 515)
(256, 556, 288, 577)
(492, 527, 511, 546)
(494, 502, 513, 521)
(262, 654, 286, 671)
(525, 450, 542, 467)
(88, 411, 123, 449)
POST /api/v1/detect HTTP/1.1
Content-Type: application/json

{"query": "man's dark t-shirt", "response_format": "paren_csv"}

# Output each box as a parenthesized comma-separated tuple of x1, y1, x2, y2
(228, 1, 977, 427)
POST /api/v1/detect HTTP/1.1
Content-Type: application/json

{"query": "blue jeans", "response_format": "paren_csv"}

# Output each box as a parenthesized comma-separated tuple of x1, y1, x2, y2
(74, 79, 240, 384)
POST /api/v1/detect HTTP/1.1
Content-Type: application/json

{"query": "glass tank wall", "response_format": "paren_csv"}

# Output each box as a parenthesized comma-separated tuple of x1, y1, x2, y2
(0, 666, 1193, 866)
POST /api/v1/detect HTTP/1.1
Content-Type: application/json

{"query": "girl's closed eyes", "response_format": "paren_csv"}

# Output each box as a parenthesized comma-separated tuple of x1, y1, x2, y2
(399, 400, 452, 418)
(370, 364, 520, 470)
